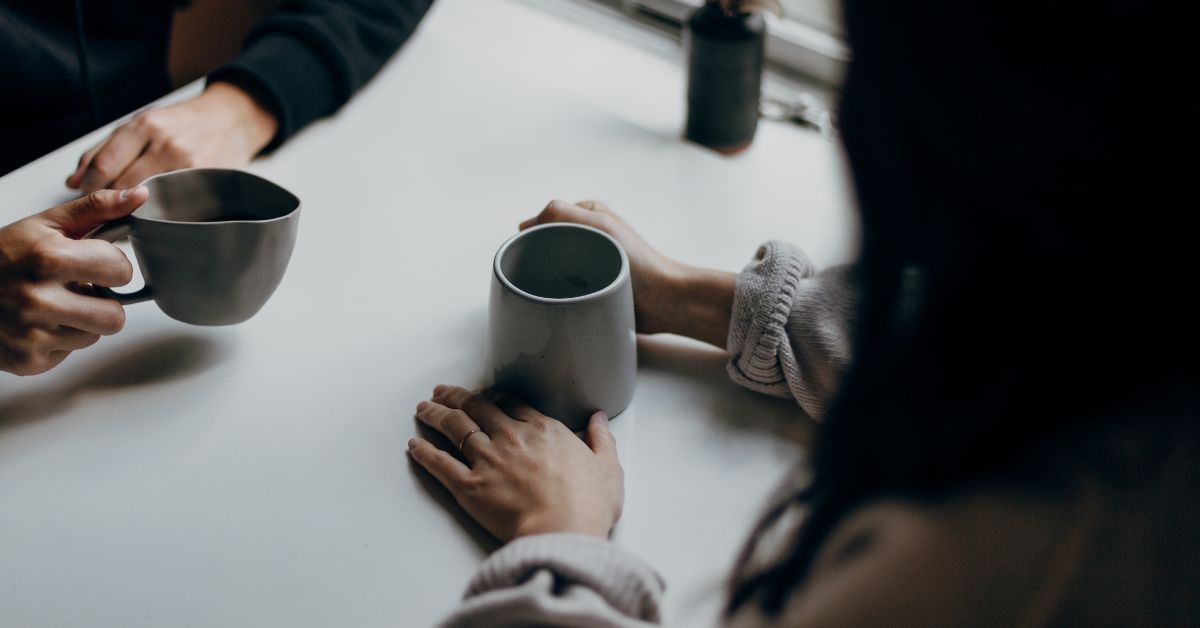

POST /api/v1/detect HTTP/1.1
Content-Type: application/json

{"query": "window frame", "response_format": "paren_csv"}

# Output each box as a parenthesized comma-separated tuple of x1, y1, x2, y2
(622, 0, 848, 86)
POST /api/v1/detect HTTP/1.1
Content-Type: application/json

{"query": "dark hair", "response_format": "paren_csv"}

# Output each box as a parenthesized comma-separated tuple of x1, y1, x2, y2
(730, 0, 1194, 617)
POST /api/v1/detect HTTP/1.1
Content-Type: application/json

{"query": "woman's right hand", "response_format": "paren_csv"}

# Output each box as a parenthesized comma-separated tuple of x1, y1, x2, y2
(520, 200, 736, 348)
(0, 188, 146, 375)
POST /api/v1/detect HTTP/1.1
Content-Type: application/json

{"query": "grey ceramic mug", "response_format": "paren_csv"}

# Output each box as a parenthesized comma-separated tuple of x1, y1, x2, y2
(488, 223, 637, 431)
(88, 168, 301, 326)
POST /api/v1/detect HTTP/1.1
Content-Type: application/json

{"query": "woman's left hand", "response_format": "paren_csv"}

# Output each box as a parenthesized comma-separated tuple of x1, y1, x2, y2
(408, 385, 624, 542)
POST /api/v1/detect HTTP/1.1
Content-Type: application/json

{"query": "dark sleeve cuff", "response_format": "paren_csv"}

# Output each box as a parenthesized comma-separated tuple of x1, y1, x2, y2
(207, 30, 343, 153)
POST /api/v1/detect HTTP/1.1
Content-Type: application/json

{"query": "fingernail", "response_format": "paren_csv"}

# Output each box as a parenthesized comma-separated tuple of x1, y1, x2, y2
(416, 401, 429, 413)
(593, 411, 609, 425)
(407, 438, 419, 450)
(119, 185, 145, 200)
(432, 384, 446, 396)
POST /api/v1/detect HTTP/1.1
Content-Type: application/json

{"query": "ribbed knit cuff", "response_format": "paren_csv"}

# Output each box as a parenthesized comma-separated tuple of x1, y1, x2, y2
(726, 241, 815, 397)
(466, 533, 665, 622)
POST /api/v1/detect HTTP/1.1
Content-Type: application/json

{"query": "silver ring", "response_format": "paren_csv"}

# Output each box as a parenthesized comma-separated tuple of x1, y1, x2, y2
(458, 427, 483, 452)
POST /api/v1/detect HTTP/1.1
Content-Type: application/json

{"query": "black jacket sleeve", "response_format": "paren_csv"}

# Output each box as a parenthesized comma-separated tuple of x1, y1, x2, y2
(207, 0, 435, 151)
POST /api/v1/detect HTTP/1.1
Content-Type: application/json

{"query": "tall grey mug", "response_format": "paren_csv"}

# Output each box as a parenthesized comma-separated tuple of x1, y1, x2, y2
(88, 168, 301, 326)
(488, 223, 637, 431)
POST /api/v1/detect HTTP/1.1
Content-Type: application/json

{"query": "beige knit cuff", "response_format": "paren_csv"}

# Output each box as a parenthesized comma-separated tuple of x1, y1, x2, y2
(465, 533, 665, 622)
(726, 241, 815, 398)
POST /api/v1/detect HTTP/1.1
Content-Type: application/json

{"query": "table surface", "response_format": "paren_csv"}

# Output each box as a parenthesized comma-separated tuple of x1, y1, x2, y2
(0, 0, 855, 625)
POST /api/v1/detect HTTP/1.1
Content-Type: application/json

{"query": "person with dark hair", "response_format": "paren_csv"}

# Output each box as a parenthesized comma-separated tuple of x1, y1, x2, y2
(408, 0, 1198, 625)
(0, 0, 434, 183)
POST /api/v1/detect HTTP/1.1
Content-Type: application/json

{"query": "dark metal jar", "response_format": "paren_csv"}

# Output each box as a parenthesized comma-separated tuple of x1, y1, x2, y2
(684, 2, 766, 154)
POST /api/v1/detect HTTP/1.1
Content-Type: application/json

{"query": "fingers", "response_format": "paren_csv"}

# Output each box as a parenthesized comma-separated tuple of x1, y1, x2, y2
(40, 187, 148, 238)
(66, 141, 105, 189)
(520, 199, 612, 231)
(0, 328, 84, 377)
(110, 154, 171, 192)
(6, 351, 71, 377)
(432, 385, 515, 432)
(415, 399, 492, 458)
(485, 389, 546, 422)
(41, 351, 71, 373)
(111, 133, 201, 191)
(78, 122, 152, 194)
(17, 283, 127, 336)
(26, 238, 134, 287)
(47, 327, 102, 352)
(585, 411, 619, 462)
(407, 438, 472, 487)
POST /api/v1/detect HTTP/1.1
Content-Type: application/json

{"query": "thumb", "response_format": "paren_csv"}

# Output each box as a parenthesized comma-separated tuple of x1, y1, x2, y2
(585, 411, 618, 462)
(40, 187, 148, 238)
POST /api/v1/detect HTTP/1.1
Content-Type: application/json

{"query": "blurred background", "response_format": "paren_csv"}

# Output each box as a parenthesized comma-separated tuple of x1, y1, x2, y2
(613, 0, 846, 87)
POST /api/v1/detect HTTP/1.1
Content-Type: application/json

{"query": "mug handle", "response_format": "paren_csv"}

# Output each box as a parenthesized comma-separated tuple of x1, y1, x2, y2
(87, 218, 154, 305)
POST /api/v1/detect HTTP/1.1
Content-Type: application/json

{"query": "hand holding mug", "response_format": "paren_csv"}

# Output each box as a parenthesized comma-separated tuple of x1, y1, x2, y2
(520, 200, 737, 349)
(408, 385, 624, 542)
(520, 200, 685, 336)
(0, 188, 147, 375)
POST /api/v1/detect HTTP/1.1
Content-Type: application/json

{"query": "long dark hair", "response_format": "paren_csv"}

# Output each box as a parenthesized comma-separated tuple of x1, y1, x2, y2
(730, 0, 1194, 617)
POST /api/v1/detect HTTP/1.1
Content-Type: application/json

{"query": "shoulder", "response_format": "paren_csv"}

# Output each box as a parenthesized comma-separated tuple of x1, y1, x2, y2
(747, 489, 1077, 628)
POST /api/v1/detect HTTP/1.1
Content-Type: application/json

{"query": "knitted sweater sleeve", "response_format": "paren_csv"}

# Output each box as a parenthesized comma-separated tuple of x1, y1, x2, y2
(726, 241, 859, 419)
(440, 533, 665, 627)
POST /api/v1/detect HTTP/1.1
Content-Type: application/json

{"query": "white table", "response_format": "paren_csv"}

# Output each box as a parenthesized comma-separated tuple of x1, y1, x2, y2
(0, 0, 855, 625)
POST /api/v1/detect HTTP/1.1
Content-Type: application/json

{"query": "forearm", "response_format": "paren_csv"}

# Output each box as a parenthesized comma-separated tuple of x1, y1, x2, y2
(519, 201, 857, 411)
(209, 0, 435, 148)
(654, 264, 737, 349)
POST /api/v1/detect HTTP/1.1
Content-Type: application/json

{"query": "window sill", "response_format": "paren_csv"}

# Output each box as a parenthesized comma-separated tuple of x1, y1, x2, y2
(624, 0, 848, 87)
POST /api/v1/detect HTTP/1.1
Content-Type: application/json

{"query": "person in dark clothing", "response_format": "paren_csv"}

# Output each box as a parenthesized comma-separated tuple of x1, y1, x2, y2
(0, 0, 434, 184)
(0, 0, 433, 376)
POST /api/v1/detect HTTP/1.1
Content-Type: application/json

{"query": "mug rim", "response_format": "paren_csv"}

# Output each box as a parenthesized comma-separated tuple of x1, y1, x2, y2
(493, 223, 630, 304)
(129, 167, 301, 225)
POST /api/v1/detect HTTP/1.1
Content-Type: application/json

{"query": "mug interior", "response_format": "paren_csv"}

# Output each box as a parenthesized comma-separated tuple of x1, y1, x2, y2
(499, 225, 624, 299)
(135, 169, 299, 223)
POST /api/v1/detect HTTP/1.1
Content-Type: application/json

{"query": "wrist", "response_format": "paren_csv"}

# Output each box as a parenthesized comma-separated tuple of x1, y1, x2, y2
(658, 264, 737, 349)
(513, 513, 612, 541)
(203, 81, 279, 154)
